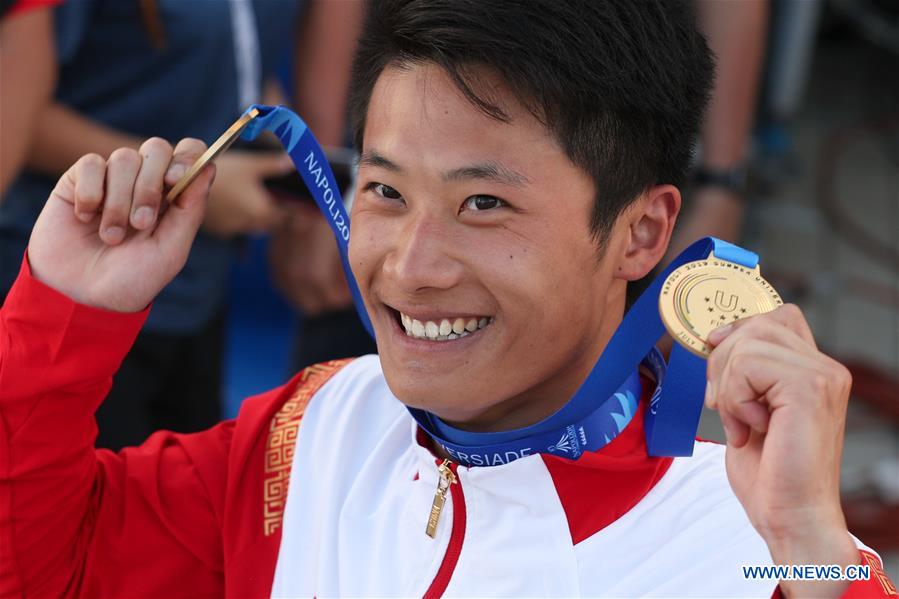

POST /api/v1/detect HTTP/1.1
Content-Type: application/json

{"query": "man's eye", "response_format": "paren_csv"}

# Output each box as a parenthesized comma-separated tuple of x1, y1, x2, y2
(462, 195, 506, 212)
(369, 183, 403, 200)
(365, 183, 403, 200)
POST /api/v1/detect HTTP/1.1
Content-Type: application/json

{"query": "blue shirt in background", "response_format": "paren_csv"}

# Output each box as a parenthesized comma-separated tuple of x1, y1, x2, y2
(0, 0, 301, 334)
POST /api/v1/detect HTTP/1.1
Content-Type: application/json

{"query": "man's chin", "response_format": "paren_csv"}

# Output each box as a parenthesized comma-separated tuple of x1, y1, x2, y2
(379, 363, 479, 418)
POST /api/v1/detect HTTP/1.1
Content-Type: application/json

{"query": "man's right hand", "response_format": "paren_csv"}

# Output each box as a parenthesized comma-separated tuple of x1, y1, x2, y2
(27, 137, 213, 313)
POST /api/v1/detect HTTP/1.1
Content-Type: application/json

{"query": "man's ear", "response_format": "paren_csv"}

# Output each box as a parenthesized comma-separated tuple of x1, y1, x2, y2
(615, 184, 681, 281)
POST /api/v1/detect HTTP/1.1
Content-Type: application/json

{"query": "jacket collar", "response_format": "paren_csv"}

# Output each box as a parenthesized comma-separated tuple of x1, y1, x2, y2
(410, 376, 674, 544)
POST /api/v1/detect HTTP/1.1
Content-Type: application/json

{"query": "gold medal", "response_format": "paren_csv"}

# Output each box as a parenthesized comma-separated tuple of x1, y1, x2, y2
(165, 107, 260, 203)
(659, 252, 783, 357)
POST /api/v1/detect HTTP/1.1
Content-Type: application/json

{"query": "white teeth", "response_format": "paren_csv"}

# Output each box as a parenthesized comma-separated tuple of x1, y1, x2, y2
(398, 311, 493, 341)
(439, 319, 452, 336)
(411, 319, 425, 337)
(452, 318, 466, 334)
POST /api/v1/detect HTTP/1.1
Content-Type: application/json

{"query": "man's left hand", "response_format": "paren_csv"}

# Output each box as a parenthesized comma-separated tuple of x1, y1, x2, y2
(705, 305, 859, 598)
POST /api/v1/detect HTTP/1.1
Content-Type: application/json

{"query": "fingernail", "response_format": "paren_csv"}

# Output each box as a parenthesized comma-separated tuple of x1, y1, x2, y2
(166, 164, 186, 182)
(75, 210, 94, 223)
(132, 207, 155, 229)
(103, 226, 125, 244)
(704, 380, 714, 408)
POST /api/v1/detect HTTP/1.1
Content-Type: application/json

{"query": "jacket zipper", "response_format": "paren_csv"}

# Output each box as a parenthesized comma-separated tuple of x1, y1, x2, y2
(423, 459, 466, 599)
(426, 459, 457, 538)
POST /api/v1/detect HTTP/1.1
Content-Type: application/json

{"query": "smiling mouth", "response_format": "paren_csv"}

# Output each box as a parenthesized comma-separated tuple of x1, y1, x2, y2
(394, 310, 494, 341)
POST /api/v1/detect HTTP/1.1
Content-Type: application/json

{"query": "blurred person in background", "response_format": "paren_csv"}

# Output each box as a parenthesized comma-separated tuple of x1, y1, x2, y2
(0, 0, 362, 449)
(665, 0, 768, 261)
(0, 0, 59, 197)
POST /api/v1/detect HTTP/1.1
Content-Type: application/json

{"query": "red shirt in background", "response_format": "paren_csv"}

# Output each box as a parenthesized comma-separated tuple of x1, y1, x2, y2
(3, 0, 61, 19)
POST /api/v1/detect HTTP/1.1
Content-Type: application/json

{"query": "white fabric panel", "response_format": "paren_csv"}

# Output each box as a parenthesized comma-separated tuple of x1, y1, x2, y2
(574, 441, 777, 597)
(271, 356, 450, 597)
(272, 356, 878, 598)
(443, 457, 580, 597)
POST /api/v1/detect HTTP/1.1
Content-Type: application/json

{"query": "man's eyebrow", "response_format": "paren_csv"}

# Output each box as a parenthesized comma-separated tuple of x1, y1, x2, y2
(358, 151, 403, 172)
(444, 162, 530, 187)
(358, 152, 529, 187)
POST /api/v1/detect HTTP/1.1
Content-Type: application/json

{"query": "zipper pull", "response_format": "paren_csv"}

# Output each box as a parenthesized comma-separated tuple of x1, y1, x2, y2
(426, 459, 457, 538)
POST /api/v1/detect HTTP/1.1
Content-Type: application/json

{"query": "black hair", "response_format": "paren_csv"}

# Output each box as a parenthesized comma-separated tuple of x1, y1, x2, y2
(348, 0, 714, 242)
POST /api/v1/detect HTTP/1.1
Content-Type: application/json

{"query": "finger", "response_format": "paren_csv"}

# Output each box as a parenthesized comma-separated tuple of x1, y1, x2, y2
(713, 341, 822, 437)
(100, 148, 142, 245)
(290, 282, 325, 315)
(301, 295, 325, 316)
(71, 153, 107, 222)
(285, 204, 317, 234)
(323, 279, 353, 310)
(131, 137, 173, 230)
(152, 163, 215, 265)
(246, 190, 287, 233)
(771, 303, 816, 347)
(324, 259, 353, 309)
(165, 138, 208, 193)
(261, 196, 288, 230)
(707, 315, 815, 386)
(730, 397, 771, 437)
(252, 152, 295, 178)
(714, 338, 816, 404)
(719, 409, 751, 448)
(704, 379, 717, 410)
(293, 271, 327, 315)
(708, 304, 816, 348)
(716, 372, 770, 449)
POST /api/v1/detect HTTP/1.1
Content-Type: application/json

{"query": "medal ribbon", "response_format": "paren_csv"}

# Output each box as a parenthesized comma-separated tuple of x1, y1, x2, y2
(421, 359, 653, 466)
(241, 105, 374, 337)
(240, 104, 759, 463)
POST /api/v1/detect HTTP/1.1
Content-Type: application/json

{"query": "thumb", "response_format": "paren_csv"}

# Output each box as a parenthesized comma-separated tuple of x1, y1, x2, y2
(152, 164, 215, 264)
(48, 161, 78, 205)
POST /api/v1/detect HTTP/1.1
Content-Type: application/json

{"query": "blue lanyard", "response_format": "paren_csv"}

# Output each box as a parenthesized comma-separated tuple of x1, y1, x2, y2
(240, 104, 760, 462)
(416, 358, 654, 466)
(241, 105, 374, 337)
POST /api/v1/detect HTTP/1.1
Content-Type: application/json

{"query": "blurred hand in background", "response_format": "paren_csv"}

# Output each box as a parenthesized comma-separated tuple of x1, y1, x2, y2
(203, 151, 292, 238)
(269, 203, 352, 316)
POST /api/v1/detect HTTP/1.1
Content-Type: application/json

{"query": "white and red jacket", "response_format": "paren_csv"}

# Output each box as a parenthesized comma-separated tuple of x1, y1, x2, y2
(1, 260, 895, 598)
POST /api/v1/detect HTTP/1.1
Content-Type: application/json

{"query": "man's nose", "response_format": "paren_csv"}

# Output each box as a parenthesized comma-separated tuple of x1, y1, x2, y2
(382, 213, 463, 294)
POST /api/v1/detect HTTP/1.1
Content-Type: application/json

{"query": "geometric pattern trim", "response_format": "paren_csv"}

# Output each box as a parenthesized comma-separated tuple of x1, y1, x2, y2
(861, 549, 898, 596)
(263, 359, 353, 536)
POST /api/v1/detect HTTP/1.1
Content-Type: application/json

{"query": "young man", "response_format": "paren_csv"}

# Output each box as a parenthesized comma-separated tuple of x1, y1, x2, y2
(0, 1, 893, 597)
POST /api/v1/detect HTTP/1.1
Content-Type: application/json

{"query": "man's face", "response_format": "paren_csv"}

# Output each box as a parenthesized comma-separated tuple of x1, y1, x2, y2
(349, 63, 630, 431)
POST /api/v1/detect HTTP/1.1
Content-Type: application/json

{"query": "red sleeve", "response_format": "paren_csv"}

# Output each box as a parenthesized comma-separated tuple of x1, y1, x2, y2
(3, 0, 62, 19)
(770, 550, 898, 598)
(0, 258, 229, 597)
